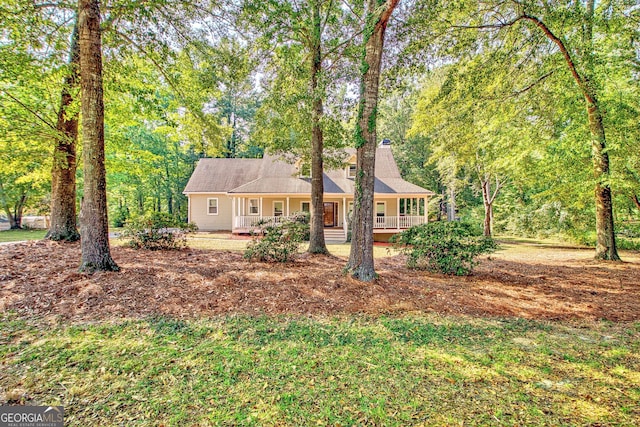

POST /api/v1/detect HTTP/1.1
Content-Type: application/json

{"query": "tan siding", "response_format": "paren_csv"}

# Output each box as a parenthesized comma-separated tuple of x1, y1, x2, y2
(189, 194, 233, 231)
(375, 197, 398, 216)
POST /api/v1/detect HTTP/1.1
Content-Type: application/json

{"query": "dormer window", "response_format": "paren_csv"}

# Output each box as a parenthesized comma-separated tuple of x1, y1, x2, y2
(348, 164, 357, 178)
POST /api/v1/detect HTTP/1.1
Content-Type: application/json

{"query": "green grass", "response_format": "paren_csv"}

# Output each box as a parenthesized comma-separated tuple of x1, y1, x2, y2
(0, 228, 47, 242)
(184, 233, 398, 258)
(1, 314, 638, 426)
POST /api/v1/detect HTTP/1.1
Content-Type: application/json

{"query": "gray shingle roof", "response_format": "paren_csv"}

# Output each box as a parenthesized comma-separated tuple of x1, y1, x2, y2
(183, 148, 434, 196)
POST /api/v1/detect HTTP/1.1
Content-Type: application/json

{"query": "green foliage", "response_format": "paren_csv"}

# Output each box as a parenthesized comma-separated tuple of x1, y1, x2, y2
(111, 204, 130, 228)
(122, 212, 197, 250)
(391, 221, 497, 275)
(244, 212, 310, 262)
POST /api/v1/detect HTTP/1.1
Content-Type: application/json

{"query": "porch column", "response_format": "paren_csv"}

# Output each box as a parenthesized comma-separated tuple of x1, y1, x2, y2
(259, 197, 263, 217)
(424, 197, 428, 223)
(397, 196, 400, 231)
(286, 197, 290, 217)
(187, 196, 191, 223)
(342, 197, 346, 230)
(232, 196, 236, 229)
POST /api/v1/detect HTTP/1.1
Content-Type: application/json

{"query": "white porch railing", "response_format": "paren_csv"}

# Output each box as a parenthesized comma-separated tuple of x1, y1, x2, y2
(234, 215, 426, 230)
(235, 215, 292, 229)
(374, 215, 426, 229)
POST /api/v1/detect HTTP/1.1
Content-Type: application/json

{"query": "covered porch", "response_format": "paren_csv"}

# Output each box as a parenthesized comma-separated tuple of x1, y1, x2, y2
(230, 195, 430, 235)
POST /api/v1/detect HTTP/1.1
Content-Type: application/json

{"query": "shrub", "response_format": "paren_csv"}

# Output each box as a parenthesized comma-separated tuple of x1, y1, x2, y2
(244, 213, 310, 262)
(390, 221, 498, 276)
(122, 212, 197, 250)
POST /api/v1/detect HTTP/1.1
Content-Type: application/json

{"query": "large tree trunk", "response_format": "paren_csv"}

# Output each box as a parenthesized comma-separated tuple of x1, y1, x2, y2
(308, 0, 328, 255)
(78, 0, 119, 272)
(46, 18, 81, 242)
(588, 102, 619, 260)
(346, 0, 399, 282)
(522, 7, 620, 260)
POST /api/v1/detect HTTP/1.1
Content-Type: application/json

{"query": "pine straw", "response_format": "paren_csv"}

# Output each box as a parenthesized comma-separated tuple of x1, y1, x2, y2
(1, 240, 639, 323)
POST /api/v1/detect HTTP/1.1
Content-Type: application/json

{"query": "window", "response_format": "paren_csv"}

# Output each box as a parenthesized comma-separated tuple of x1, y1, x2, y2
(248, 199, 259, 215)
(301, 202, 310, 213)
(207, 198, 218, 215)
(348, 164, 357, 178)
(376, 202, 386, 217)
(400, 198, 424, 216)
(274, 201, 284, 217)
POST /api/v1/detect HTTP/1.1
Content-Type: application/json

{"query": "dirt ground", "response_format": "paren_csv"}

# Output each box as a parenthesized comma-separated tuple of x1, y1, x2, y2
(1, 240, 639, 323)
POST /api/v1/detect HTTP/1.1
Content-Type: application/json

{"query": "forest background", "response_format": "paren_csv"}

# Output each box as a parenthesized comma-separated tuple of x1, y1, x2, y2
(1, 0, 639, 250)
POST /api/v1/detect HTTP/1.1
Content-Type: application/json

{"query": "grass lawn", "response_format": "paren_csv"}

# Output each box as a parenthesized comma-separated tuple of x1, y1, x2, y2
(1, 314, 638, 426)
(0, 228, 47, 243)
(179, 232, 398, 258)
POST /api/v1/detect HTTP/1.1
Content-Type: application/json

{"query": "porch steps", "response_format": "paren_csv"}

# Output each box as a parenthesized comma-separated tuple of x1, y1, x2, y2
(324, 228, 347, 244)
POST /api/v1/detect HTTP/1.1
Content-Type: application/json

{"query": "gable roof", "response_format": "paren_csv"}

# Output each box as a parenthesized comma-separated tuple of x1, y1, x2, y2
(183, 148, 434, 196)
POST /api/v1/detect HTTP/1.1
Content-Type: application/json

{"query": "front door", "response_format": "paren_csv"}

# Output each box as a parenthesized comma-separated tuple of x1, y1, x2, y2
(323, 202, 335, 227)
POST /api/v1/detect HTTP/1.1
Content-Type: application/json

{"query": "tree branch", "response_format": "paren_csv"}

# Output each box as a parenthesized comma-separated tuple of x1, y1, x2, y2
(520, 13, 594, 104)
(633, 194, 640, 211)
(1, 89, 56, 130)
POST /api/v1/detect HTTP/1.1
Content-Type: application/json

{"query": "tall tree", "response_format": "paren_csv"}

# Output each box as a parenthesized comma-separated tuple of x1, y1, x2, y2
(515, 0, 619, 259)
(46, 18, 81, 241)
(347, 0, 399, 281)
(78, 0, 118, 272)
(423, 0, 627, 259)
(245, 0, 356, 255)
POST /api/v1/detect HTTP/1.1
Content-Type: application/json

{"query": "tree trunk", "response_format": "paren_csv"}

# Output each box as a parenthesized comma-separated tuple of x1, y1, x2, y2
(8, 213, 19, 229)
(481, 179, 493, 237)
(4, 193, 27, 229)
(632, 194, 640, 211)
(588, 102, 620, 260)
(137, 190, 144, 214)
(447, 186, 456, 222)
(521, 8, 620, 260)
(78, 0, 119, 272)
(308, 0, 328, 255)
(347, 0, 399, 282)
(47, 18, 81, 242)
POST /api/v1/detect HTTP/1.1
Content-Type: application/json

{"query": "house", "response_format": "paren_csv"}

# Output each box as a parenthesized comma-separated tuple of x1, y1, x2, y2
(183, 144, 434, 242)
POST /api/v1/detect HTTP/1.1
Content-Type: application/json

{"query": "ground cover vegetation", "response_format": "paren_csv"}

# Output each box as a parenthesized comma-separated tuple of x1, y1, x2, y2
(1, 314, 638, 426)
(2, 236, 640, 425)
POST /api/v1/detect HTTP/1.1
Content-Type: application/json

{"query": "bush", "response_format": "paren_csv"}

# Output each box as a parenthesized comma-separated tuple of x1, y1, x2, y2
(122, 212, 197, 250)
(390, 221, 498, 276)
(244, 213, 310, 262)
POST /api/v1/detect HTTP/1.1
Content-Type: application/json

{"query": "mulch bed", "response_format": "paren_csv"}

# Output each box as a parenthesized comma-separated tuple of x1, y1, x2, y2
(1, 240, 639, 323)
